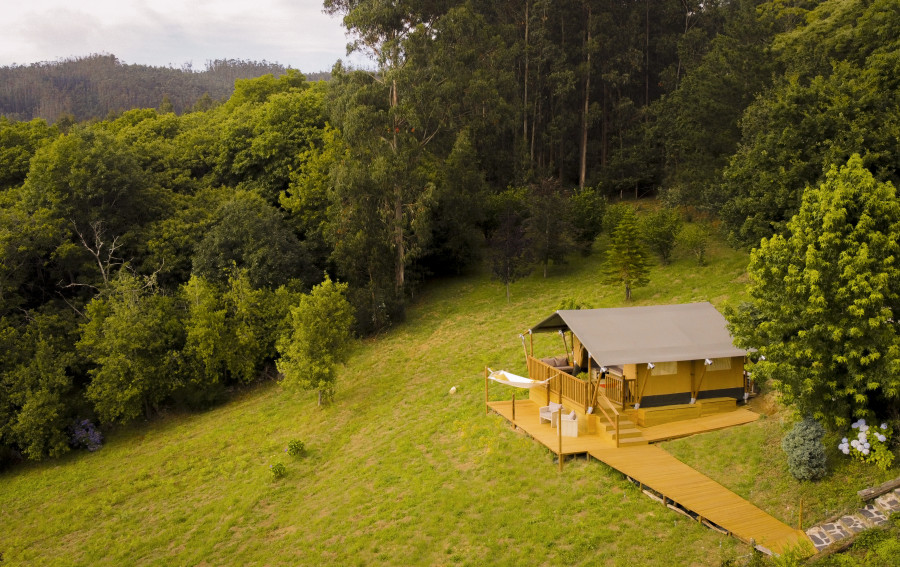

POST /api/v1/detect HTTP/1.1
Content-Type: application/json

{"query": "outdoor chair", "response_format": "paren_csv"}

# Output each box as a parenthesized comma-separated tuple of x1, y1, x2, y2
(559, 410, 578, 437)
(539, 401, 563, 426)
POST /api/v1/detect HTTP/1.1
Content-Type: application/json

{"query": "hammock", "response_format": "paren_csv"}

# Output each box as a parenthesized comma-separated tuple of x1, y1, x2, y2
(487, 369, 552, 388)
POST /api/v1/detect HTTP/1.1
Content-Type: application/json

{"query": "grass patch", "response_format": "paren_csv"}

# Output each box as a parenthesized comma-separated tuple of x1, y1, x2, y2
(0, 227, 892, 565)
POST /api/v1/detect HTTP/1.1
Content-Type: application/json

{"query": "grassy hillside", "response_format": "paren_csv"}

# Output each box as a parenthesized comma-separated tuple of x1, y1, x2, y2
(0, 231, 892, 565)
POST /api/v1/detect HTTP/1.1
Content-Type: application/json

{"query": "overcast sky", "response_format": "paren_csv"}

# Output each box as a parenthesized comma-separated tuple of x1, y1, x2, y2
(3, 0, 368, 72)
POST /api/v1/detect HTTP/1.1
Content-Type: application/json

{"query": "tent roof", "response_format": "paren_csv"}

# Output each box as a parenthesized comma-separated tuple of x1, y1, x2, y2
(529, 302, 746, 366)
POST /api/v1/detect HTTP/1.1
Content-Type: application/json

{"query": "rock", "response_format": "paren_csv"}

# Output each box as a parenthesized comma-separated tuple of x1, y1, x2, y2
(449, 386, 457, 394)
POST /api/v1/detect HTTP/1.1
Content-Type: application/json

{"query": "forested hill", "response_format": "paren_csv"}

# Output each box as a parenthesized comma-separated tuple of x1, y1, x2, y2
(2, 0, 900, 467)
(0, 54, 330, 123)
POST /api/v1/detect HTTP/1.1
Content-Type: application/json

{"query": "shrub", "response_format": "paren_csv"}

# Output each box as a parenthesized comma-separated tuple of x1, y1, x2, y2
(781, 417, 827, 481)
(70, 419, 103, 452)
(678, 223, 709, 266)
(639, 207, 682, 264)
(270, 462, 287, 480)
(837, 419, 895, 471)
(287, 439, 305, 457)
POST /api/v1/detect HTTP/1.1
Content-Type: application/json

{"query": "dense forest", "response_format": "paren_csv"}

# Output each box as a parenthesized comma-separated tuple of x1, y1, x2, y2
(0, 54, 331, 123)
(2, 0, 899, 465)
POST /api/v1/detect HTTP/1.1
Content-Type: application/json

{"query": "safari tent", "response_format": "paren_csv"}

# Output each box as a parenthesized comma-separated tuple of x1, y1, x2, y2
(523, 302, 752, 427)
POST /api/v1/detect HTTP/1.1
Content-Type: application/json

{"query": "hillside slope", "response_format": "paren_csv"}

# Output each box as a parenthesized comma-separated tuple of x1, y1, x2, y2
(0, 237, 755, 565)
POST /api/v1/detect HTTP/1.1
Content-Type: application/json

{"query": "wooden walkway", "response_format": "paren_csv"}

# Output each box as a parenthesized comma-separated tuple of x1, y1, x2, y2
(488, 399, 811, 555)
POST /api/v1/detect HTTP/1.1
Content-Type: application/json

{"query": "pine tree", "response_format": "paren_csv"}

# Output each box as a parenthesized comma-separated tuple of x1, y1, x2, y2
(604, 206, 650, 301)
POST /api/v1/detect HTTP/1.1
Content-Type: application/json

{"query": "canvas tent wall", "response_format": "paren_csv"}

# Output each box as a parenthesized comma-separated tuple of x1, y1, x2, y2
(529, 302, 748, 408)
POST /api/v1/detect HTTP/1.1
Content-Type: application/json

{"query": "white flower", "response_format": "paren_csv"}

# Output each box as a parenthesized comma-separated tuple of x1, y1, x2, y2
(842, 437, 848, 443)
(859, 432, 868, 441)
(852, 422, 860, 429)
(881, 423, 888, 430)
(860, 424, 869, 432)
(862, 449, 870, 455)
(864, 442, 871, 449)
(842, 447, 850, 455)
(877, 434, 886, 443)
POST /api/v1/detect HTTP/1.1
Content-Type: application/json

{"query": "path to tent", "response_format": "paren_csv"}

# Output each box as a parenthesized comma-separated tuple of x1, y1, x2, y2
(488, 399, 811, 556)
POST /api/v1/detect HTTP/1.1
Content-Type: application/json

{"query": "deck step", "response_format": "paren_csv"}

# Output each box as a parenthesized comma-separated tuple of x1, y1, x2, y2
(612, 427, 643, 440)
(616, 436, 648, 446)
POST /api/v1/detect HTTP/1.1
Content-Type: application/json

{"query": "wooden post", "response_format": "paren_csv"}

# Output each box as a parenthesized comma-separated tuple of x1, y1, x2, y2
(512, 391, 516, 422)
(615, 413, 620, 449)
(546, 382, 550, 405)
(485, 367, 489, 414)
(798, 498, 803, 531)
(529, 330, 533, 356)
(558, 408, 563, 472)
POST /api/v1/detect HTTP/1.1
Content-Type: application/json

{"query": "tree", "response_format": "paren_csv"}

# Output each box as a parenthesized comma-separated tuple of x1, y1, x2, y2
(78, 270, 185, 424)
(604, 206, 650, 301)
(277, 276, 355, 405)
(192, 192, 311, 290)
(728, 156, 900, 428)
(487, 188, 533, 303)
(640, 207, 682, 264)
(525, 178, 572, 278)
(570, 185, 606, 256)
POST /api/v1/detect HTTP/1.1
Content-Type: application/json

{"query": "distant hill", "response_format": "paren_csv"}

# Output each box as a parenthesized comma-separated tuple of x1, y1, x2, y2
(0, 54, 331, 123)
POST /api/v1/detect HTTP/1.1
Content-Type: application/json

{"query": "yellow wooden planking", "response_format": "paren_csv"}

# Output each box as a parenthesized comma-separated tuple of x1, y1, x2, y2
(487, 399, 810, 555)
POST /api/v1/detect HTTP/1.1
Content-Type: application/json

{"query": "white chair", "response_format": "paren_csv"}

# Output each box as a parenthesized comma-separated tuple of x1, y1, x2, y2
(560, 410, 578, 437)
(539, 402, 563, 425)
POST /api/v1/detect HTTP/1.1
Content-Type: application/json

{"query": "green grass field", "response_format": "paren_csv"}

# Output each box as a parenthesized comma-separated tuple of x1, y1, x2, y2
(1, 230, 895, 566)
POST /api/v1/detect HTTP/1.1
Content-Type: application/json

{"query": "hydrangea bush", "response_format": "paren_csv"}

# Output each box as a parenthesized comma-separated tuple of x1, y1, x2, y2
(837, 419, 894, 471)
(70, 419, 103, 452)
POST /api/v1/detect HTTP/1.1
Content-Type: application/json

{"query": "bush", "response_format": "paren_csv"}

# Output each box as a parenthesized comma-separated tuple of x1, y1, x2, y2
(287, 439, 305, 457)
(781, 417, 827, 481)
(270, 462, 287, 480)
(639, 207, 682, 264)
(70, 419, 103, 452)
(678, 223, 709, 266)
(837, 419, 895, 471)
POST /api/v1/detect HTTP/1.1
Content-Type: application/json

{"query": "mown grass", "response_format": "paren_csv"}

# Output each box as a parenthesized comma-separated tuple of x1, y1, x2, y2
(0, 227, 894, 566)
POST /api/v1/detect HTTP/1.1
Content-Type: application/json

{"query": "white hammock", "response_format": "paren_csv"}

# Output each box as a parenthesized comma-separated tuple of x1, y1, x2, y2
(487, 369, 552, 388)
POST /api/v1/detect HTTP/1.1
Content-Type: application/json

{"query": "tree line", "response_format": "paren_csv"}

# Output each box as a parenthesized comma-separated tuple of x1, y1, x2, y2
(2, 0, 899, 465)
(0, 54, 330, 124)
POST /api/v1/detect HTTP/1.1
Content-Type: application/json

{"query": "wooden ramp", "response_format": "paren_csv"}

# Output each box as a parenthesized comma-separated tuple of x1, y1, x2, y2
(487, 399, 811, 555)
(588, 444, 809, 554)
(639, 408, 760, 443)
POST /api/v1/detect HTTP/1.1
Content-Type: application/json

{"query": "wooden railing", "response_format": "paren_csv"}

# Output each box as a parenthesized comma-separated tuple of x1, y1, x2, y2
(527, 356, 589, 410)
(527, 356, 622, 446)
(605, 374, 636, 406)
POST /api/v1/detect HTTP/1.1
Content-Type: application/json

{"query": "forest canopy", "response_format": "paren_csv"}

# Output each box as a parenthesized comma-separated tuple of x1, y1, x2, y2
(2, 0, 899, 464)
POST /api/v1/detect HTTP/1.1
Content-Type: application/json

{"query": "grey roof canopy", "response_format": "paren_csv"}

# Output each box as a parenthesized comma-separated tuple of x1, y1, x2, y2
(530, 302, 747, 366)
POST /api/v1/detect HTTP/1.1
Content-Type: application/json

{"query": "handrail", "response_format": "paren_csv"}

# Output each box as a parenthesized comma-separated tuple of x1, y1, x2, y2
(606, 374, 636, 406)
(528, 356, 621, 445)
(527, 356, 588, 408)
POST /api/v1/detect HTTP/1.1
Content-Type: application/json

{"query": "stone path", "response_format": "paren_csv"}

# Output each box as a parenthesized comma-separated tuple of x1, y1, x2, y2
(805, 488, 900, 551)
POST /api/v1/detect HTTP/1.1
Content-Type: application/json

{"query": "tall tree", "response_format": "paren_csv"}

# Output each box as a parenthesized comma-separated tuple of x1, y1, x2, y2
(277, 276, 355, 406)
(728, 156, 900, 428)
(604, 205, 650, 301)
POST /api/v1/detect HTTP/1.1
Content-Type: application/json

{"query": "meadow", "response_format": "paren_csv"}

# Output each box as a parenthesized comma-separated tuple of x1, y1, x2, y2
(0, 231, 894, 566)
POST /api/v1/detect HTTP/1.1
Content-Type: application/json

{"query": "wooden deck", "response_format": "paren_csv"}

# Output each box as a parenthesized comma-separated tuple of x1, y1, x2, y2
(638, 408, 760, 443)
(488, 399, 811, 555)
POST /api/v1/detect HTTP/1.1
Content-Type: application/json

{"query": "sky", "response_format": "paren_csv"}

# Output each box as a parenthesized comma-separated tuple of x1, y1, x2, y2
(2, 0, 369, 72)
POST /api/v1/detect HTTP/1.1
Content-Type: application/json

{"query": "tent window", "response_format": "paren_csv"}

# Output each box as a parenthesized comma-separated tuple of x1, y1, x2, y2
(650, 361, 677, 375)
(708, 358, 732, 371)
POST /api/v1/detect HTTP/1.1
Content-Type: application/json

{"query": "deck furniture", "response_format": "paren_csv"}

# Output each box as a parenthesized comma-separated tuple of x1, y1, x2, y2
(539, 401, 563, 426)
(559, 410, 578, 437)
